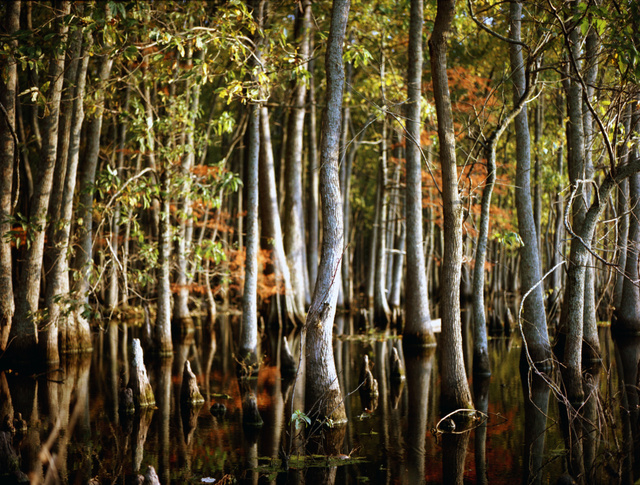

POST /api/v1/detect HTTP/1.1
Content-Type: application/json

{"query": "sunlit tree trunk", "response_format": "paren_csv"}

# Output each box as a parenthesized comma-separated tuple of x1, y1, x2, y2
(429, 0, 473, 414)
(340, 60, 353, 309)
(509, 1, 551, 371)
(305, 0, 350, 425)
(71, 51, 113, 353)
(10, 1, 71, 366)
(0, 0, 20, 352)
(307, 38, 320, 291)
(239, 0, 265, 365)
(403, 0, 435, 347)
(284, 0, 312, 312)
(374, 105, 391, 327)
(259, 106, 302, 325)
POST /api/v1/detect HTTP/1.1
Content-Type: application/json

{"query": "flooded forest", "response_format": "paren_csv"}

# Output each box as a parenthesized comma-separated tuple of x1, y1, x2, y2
(1, 0, 640, 484)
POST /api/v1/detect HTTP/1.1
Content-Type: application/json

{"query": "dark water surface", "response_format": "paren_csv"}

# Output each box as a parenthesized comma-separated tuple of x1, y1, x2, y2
(1, 313, 629, 484)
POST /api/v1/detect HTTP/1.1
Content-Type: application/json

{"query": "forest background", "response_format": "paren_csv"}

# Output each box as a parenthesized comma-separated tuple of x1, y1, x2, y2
(0, 0, 639, 440)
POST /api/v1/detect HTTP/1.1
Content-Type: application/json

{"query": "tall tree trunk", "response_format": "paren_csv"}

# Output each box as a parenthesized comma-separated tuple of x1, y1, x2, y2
(509, 1, 551, 371)
(155, 165, 173, 356)
(429, 0, 474, 414)
(0, 0, 20, 352)
(307, 37, 320, 291)
(239, 0, 265, 365)
(340, 60, 353, 309)
(259, 106, 302, 325)
(71, 52, 113, 353)
(403, 0, 435, 347)
(9, 1, 71, 367)
(305, 0, 350, 426)
(173, 51, 202, 333)
(283, 0, 312, 312)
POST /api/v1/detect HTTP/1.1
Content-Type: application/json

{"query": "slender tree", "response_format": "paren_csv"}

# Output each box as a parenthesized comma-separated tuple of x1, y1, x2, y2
(0, 0, 20, 352)
(305, 0, 350, 425)
(429, 0, 473, 414)
(403, 0, 435, 347)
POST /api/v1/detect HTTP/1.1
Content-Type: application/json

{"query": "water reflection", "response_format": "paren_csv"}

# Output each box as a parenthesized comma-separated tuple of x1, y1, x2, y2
(4, 318, 640, 483)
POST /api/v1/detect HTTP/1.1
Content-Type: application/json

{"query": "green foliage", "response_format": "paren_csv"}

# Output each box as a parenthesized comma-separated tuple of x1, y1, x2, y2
(290, 409, 312, 430)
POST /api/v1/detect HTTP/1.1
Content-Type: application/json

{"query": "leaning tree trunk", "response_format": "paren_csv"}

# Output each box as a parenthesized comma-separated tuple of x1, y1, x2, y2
(9, 1, 71, 367)
(429, 0, 474, 415)
(304, 0, 350, 426)
(0, 0, 20, 352)
(283, 0, 312, 312)
(509, 1, 551, 371)
(403, 0, 435, 347)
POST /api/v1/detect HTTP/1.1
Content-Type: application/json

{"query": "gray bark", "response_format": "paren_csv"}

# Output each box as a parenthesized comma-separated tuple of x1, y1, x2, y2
(403, 0, 435, 347)
(429, 0, 474, 414)
(10, 1, 71, 366)
(259, 106, 302, 325)
(374, 113, 391, 327)
(155, 167, 173, 356)
(305, 0, 350, 426)
(307, 38, 320, 290)
(0, 0, 20, 352)
(509, 1, 551, 370)
(283, 0, 312, 312)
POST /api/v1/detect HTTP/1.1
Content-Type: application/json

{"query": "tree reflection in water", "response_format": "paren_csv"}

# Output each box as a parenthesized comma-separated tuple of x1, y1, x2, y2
(6, 319, 640, 483)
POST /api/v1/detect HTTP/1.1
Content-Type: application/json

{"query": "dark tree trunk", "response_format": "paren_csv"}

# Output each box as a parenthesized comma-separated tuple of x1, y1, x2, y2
(0, 0, 20, 352)
(9, 1, 71, 367)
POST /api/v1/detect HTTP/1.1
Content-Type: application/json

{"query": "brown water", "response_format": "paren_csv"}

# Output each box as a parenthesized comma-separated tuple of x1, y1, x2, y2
(0, 314, 629, 484)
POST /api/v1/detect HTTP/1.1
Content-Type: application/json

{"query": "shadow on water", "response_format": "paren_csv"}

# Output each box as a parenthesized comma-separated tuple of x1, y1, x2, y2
(1, 314, 639, 484)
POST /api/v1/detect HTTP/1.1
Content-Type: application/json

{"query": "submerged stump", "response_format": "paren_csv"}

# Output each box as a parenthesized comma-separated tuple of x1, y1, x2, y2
(127, 339, 155, 409)
(181, 360, 204, 405)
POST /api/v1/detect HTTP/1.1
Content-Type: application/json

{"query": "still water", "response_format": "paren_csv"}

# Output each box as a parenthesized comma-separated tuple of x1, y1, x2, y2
(0, 312, 630, 484)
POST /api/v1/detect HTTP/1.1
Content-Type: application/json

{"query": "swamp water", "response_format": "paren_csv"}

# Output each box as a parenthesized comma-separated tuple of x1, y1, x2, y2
(0, 312, 633, 484)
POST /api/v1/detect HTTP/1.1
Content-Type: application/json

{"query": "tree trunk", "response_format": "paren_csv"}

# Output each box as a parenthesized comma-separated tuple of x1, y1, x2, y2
(239, 0, 265, 365)
(340, 60, 353, 309)
(307, 37, 320, 291)
(509, 1, 552, 371)
(155, 167, 173, 356)
(403, 0, 435, 347)
(173, 51, 202, 332)
(0, 0, 20, 352)
(9, 1, 71, 367)
(374, 113, 391, 327)
(71, 52, 113, 353)
(259, 106, 302, 325)
(305, 0, 350, 426)
(283, 0, 312, 312)
(429, 0, 473, 414)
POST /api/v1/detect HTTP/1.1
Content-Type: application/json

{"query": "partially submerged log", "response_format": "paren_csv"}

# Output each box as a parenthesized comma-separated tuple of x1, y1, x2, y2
(359, 354, 379, 413)
(127, 339, 155, 409)
(180, 360, 204, 405)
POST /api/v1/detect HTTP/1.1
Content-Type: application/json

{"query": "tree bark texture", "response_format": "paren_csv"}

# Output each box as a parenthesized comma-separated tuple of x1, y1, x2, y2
(403, 0, 435, 347)
(509, 1, 551, 371)
(304, 0, 350, 426)
(429, 0, 474, 414)
(0, 0, 20, 352)
(284, 0, 312, 313)
(10, 1, 71, 366)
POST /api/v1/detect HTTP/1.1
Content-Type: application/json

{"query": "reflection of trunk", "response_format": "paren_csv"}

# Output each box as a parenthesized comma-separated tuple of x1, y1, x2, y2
(154, 356, 173, 485)
(442, 432, 470, 485)
(403, 0, 434, 347)
(304, 0, 350, 427)
(521, 369, 550, 485)
(509, 1, 551, 371)
(429, 0, 473, 414)
(404, 347, 435, 485)
(473, 375, 490, 485)
(10, 1, 71, 366)
(0, 0, 20, 352)
(582, 362, 600, 483)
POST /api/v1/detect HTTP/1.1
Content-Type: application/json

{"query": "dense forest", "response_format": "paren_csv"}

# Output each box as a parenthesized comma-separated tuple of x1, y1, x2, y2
(1, 0, 640, 483)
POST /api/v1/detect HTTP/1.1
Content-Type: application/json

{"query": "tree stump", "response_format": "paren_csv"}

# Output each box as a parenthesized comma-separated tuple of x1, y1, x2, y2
(144, 465, 160, 485)
(127, 339, 155, 409)
(180, 360, 204, 405)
